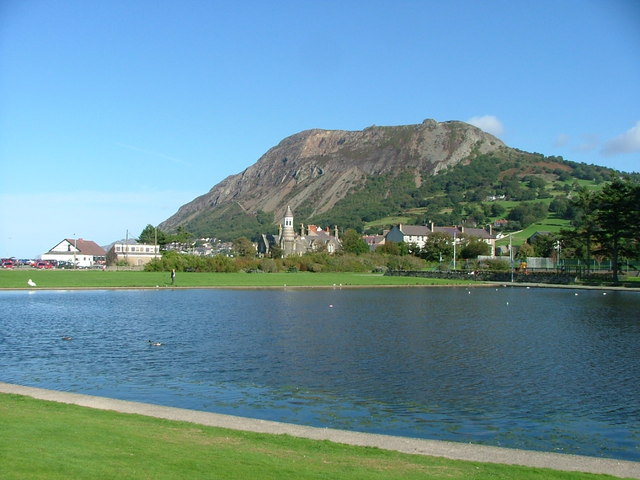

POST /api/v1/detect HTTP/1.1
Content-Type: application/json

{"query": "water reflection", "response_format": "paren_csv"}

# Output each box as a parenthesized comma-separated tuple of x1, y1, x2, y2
(0, 287, 638, 460)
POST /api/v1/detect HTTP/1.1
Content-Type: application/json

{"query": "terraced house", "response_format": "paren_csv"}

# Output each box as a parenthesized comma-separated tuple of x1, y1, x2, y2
(386, 222, 496, 256)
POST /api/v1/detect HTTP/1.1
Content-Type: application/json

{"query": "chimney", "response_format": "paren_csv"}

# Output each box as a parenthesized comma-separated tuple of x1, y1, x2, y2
(300, 223, 305, 236)
(334, 225, 339, 240)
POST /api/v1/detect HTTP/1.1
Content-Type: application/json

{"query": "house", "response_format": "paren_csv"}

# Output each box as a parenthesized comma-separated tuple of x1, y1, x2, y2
(527, 231, 552, 245)
(385, 222, 497, 255)
(385, 224, 432, 248)
(493, 219, 509, 228)
(106, 242, 161, 266)
(41, 238, 106, 268)
(362, 234, 386, 251)
(257, 206, 341, 257)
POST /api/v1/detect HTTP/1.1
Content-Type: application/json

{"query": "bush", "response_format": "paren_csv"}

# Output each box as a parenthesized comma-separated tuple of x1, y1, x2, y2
(482, 258, 511, 271)
(387, 255, 426, 271)
(258, 258, 278, 273)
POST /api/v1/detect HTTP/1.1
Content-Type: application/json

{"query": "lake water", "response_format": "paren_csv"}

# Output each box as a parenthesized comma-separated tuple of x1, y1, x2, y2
(1, 286, 639, 461)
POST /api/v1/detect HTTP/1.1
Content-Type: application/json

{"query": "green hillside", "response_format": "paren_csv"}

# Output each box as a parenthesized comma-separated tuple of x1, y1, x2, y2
(164, 149, 637, 244)
(311, 150, 629, 238)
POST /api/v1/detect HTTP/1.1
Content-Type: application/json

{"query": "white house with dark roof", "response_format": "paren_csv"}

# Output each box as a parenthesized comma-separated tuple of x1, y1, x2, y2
(385, 222, 497, 255)
(41, 238, 106, 268)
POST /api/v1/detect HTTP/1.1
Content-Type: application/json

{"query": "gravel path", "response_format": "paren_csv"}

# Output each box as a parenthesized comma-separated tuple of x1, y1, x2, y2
(1, 382, 638, 478)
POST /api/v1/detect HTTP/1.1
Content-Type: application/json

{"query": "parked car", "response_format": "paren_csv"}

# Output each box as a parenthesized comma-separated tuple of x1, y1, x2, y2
(35, 261, 53, 269)
(2, 260, 14, 268)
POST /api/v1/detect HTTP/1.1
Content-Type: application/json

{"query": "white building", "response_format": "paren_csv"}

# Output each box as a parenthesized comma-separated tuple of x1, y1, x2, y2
(385, 223, 497, 255)
(41, 238, 106, 268)
(107, 242, 161, 266)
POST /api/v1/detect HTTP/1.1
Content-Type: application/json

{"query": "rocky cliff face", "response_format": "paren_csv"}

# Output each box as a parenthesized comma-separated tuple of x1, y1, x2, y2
(159, 119, 505, 232)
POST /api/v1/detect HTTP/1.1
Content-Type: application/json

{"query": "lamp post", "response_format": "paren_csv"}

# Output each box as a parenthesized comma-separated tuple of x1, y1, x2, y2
(453, 230, 457, 271)
(509, 233, 514, 283)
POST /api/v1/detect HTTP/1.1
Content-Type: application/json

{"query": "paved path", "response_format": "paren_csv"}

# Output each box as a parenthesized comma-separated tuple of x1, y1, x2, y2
(1, 382, 638, 478)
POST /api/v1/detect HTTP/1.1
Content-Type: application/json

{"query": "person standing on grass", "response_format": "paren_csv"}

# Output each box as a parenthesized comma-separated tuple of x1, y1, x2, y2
(171, 269, 176, 285)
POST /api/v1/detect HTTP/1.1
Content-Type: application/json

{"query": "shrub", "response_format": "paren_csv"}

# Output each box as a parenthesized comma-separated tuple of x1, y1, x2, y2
(258, 258, 278, 273)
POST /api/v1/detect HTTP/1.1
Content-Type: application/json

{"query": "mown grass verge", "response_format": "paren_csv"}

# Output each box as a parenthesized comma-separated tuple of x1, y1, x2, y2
(0, 270, 473, 289)
(0, 393, 615, 480)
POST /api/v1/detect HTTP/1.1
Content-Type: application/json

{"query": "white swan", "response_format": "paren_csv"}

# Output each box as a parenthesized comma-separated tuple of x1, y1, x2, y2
(27, 279, 37, 287)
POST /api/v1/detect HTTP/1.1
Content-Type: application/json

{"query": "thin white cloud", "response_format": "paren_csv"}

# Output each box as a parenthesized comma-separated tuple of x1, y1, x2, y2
(116, 143, 191, 166)
(602, 121, 640, 156)
(554, 134, 570, 148)
(467, 115, 504, 137)
(574, 134, 600, 153)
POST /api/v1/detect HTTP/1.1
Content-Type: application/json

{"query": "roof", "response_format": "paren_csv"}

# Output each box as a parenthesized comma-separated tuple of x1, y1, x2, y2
(65, 238, 106, 256)
(461, 228, 494, 239)
(400, 225, 496, 240)
(398, 225, 431, 236)
(432, 226, 459, 236)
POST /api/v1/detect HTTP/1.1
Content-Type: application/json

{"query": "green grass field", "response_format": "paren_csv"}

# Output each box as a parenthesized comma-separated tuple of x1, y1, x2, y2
(496, 214, 572, 247)
(0, 269, 473, 289)
(0, 393, 615, 480)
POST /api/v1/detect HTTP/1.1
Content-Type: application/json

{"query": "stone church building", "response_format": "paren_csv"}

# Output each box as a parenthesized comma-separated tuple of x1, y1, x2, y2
(257, 206, 341, 257)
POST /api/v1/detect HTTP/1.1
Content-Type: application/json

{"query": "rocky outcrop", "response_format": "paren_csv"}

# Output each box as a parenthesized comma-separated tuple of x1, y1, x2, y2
(159, 119, 505, 232)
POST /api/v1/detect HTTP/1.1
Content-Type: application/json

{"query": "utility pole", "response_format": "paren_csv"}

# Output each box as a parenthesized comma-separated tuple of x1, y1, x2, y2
(453, 230, 457, 270)
(509, 233, 514, 283)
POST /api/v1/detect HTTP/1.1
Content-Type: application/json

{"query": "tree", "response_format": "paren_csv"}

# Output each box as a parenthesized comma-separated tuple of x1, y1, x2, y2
(420, 232, 452, 262)
(561, 178, 640, 281)
(516, 242, 534, 260)
(168, 226, 194, 246)
(341, 229, 370, 255)
(138, 224, 166, 245)
(459, 237, 491, 259)
(530, 233, 558, 257)
(233, 237, 256, 257)
(269, 244, 283, 259)
(376, 241, 401, 256)
(587, 179, 640, 282)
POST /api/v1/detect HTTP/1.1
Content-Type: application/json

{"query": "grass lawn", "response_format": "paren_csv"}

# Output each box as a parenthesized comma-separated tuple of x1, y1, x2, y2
(496, 214, 571, 247)
(0, 270, 474, 289)
(0, 393, 614, 480)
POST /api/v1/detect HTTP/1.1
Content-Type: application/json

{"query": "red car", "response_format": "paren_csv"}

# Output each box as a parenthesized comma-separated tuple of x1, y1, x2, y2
(35, 261, 53, 269)
(2, 260, 14, 268)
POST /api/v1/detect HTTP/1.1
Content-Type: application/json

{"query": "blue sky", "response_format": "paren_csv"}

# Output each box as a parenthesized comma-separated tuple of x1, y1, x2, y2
(1, 0, 639, 259)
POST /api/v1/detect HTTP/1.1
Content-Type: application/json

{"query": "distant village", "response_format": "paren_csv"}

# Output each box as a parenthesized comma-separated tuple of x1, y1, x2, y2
(2, 206, 514, 270)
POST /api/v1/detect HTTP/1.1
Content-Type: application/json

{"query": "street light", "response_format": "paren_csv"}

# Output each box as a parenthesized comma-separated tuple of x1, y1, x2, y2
(509, 233, 514, 283)
(453, 230, 457, 270)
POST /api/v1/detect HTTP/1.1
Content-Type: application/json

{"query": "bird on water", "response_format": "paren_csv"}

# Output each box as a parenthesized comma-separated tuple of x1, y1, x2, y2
(148, 340, 163, 346)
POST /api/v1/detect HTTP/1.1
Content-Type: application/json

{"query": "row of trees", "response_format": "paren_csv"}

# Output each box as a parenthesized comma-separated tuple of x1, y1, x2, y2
(560, 178, 640, 282)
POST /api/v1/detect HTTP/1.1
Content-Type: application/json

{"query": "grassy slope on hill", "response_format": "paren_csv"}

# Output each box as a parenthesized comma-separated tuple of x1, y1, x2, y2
(0, 393, 612, 480)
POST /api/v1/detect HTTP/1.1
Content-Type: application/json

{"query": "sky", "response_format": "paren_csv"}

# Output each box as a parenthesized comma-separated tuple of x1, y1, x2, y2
(1, 0, 639, 259)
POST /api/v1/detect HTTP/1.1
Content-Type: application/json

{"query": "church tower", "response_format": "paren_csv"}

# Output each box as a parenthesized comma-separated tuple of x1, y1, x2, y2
(280, 206, 295, 256)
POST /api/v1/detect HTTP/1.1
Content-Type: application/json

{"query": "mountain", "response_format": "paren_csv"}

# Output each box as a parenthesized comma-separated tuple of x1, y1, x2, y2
(159, 119, 510, 239)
